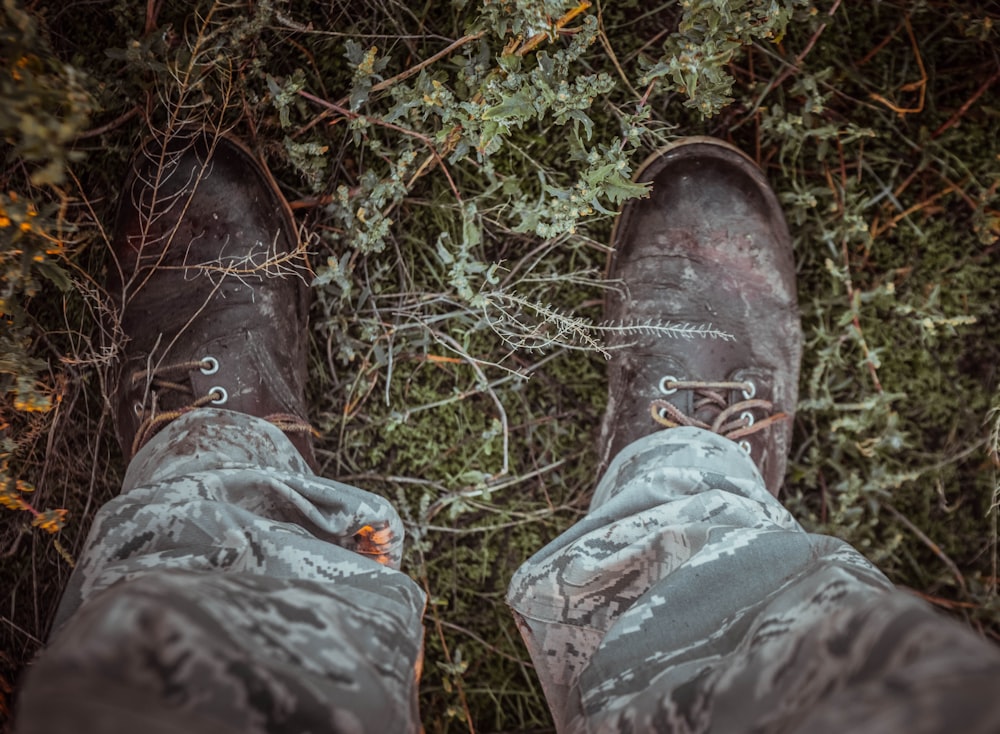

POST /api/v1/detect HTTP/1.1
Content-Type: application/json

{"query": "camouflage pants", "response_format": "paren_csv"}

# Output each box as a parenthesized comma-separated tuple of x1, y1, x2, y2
(17, 410, 426, 734)
(17, 411, 1000, 733)
(508, 427, 1000, 733)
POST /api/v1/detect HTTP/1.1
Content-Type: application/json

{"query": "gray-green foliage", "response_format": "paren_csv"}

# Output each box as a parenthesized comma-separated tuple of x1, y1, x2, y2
(4, 0, 1000, 731)
(763, 6, 1000, 607)
(642, 0, 815, 116)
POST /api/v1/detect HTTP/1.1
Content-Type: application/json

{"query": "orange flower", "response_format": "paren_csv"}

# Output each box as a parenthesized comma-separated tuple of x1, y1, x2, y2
(0, 492, 29, 511)
(32, 508, 69, 534)
(354, 523, 395, 565)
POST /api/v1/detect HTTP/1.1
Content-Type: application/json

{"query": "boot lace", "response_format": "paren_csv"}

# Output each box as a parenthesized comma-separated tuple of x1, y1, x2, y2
(129, 356, 314, 457)
(649, 376, 787, 452)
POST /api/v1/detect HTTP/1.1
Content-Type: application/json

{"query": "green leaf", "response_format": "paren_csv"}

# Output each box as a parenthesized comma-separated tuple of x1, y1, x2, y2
(601, 173, 649, 205)
(482, 88, 536, 123)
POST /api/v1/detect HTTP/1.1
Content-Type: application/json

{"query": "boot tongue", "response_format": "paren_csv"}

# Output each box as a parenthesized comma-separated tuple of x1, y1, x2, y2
(691, 392, 727, 425)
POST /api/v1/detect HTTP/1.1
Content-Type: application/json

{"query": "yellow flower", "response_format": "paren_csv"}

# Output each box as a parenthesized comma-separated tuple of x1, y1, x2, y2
(32, 508, 69, 534)
(0, 489, 28, 510)
(13, 392, 52, 413)
(0, 216, 10, 228)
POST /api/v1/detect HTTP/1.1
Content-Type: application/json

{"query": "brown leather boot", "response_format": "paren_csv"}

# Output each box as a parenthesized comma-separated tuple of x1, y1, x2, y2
(109, 132, 316, 469)
(598, 137, 801, 495)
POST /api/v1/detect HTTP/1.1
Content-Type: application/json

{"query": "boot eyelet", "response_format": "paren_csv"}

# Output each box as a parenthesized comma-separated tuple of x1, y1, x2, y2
(657, 406, 670, 420)
(741, 381, 756, 400)
(133, 402, 143, 416)
(738, 440, 752, 454)
(200, 356, 220, 375)
(209, 386, 228, 405)
(740, 410, 755, 427)
(658, 376, 679, 395)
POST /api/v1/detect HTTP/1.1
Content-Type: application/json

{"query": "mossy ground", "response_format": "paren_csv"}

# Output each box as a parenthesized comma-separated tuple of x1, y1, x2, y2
(2, 1, 999, 731)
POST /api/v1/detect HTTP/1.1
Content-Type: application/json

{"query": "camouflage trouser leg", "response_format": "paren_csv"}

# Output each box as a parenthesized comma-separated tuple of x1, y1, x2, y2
(508, 427, 1000, 734)
(16, 408, 426, 734)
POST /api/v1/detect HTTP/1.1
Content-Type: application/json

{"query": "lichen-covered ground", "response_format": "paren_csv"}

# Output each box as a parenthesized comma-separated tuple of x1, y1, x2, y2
(2, 1, 999, 730)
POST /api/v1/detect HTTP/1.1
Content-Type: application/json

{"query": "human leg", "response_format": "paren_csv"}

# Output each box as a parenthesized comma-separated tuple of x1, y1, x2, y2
(510, 427, 1000, 733)
(509, 138, 1000, 733)
(17, 410, 425, 734)
(16, 131, 426, 733)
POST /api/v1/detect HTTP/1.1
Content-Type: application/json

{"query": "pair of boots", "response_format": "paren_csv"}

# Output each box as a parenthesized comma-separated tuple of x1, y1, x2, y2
(111, 133, 800, 494)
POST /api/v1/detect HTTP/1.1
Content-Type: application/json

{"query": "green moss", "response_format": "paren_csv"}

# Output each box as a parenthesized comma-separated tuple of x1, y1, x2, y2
(4, 0, 1000, 729)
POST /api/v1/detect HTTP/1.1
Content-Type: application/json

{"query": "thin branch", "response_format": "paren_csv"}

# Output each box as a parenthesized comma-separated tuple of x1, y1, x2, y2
(932, 66, 1000, 139)
(75, 105, 143, 141)
(516, 0, 592, 57)
(885, 503, 967, 594)
(298, 89, 463, 204)
(370, 31, 486, 95)
(739, 0, 842, 126)
(295, 31, 486, 137)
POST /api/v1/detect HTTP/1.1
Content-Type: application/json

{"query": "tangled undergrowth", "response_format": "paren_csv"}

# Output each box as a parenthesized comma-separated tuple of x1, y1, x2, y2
(2, 0, 999, 730)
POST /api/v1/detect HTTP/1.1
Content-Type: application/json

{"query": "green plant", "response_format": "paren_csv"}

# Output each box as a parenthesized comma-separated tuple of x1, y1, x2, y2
(3, 1, 1000, 731)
